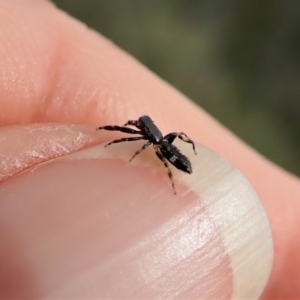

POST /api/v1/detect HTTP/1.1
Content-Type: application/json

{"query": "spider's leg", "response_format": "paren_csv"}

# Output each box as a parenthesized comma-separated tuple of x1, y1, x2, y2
(155, 147, 176, 195)
(129, 141, 151, 162)
(96, 125, 141, 135)
(164, 132, 197, 155)
(105, 136, 145, 148)
(124, 119, 139, 127)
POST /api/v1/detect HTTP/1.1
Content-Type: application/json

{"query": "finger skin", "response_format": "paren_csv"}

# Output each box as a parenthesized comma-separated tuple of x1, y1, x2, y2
(0, 0, 299, 298)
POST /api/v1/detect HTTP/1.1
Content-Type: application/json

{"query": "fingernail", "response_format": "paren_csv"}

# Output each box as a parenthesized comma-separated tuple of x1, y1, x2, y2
(0, 140, 273, 299)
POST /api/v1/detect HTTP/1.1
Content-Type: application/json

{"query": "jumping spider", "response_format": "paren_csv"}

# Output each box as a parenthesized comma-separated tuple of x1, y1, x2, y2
(96, 115, 197, 194)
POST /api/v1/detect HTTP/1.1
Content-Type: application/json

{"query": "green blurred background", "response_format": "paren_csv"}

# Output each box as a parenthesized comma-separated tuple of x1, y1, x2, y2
(52, 0, 300, 176)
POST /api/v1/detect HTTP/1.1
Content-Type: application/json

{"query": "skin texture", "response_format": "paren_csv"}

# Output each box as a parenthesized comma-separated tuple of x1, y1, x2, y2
(0, 0, 300, 298)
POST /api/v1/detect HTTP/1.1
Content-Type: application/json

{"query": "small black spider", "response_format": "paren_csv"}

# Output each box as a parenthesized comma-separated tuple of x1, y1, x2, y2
(96, 115, 197, 194)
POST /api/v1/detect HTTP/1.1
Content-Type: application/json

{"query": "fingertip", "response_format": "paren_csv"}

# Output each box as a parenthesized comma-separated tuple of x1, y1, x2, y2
(65, 140, 274, 299)
(0, 122, 273, 298)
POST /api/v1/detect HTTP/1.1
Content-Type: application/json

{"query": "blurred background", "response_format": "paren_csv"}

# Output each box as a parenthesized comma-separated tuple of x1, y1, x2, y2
(52, 0, 300, 176)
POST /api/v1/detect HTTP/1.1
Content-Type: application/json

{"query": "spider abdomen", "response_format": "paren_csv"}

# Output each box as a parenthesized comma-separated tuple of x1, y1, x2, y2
(160, 141, 192, 174)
